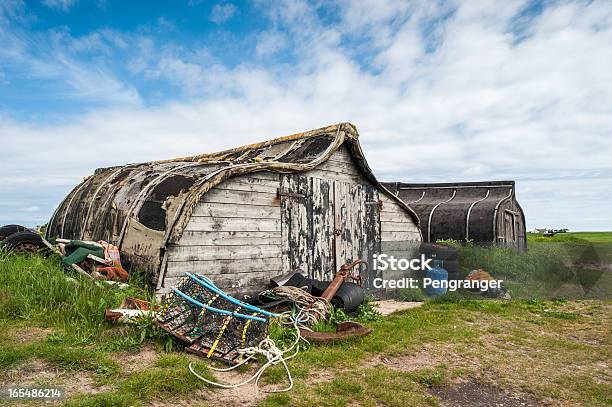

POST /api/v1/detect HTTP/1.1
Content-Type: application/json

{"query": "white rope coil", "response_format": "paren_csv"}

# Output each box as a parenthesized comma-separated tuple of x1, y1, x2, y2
(189, 310, 305, 393)
(189, 287, 332, 393)
(267, 286, 330, 325)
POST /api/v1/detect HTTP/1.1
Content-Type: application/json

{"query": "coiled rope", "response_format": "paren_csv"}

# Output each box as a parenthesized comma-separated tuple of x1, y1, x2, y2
(189, 308, 306, 393)
(189, 286, 334, 392)
(265, 286, 330, 325)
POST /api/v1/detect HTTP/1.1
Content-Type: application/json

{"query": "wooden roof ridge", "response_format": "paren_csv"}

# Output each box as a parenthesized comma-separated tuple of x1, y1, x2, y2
(152, 122, 358, 165)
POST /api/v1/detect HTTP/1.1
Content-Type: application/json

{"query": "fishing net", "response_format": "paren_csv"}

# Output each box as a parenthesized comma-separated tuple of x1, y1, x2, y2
(157, 275, 269, 363)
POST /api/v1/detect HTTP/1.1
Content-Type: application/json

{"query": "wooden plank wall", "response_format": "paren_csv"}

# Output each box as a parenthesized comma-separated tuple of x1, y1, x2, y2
(280, 174, 314, 279)
(379, 193, 422, 282)
(162, 171, 282, 293)
(298, 145, 419, 287)
(160, 144, 421, 295)
(280, 175, 380, 284)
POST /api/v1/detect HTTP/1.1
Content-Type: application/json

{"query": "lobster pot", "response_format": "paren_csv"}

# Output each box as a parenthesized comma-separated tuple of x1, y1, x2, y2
(46, 123, 422, 298)
(157, 276, 268, 362)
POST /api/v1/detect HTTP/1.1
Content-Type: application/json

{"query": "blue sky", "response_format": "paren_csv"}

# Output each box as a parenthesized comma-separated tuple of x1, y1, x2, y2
(1, 0, 611, 231)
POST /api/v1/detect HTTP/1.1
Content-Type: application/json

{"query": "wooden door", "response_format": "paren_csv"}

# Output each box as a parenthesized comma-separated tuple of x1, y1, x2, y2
(281, 174, 380, 286)
(504, 212, 516, 245)
(333, 181, 381, 288)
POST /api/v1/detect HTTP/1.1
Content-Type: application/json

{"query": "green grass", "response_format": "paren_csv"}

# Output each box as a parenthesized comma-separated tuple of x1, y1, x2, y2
(62, 355, 214, 407)
(0, 250, 152, 340)
(0, 250, 181, 350)
(526, 232, 612, 265)
(259, 299, 611, 406)
(261, 367, 440, 407)
(0, 250, 183, 392)
(0, 251, 610, 406)
(433, 237, 612, 300)
(527, 231, 612, 244)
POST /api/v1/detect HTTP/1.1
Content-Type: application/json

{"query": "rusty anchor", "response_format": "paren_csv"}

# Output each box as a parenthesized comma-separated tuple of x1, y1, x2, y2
(300, 259, 373, 343)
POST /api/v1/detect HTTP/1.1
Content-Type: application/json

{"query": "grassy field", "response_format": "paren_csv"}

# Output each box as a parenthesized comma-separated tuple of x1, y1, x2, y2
(527, 232, 612, 244)
(435, 232, 612, 300)
(0, 251, 610, 406)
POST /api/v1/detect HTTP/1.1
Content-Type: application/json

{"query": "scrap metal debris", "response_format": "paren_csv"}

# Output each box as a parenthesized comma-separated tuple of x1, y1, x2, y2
(56, 238, 129, 282)
(264, 260, 374, 344)
(299, 321, 372, 344)
(153, 260, 375, 392)
(104, 297, 157, 323)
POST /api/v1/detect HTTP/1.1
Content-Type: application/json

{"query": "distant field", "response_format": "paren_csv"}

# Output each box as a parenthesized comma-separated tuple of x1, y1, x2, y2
(526, 232, 612, 265)
(528, 231, 612, 244)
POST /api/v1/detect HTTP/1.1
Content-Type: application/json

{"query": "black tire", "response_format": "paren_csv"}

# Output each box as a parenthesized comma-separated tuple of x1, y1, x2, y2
(0, 225, 28, 241)
(420, 243, 459, 261)
(3, 231, 45, 254)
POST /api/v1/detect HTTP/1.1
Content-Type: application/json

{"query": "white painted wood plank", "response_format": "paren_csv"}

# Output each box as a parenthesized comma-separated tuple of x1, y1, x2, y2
(380, 195, 405, 206)
(185, 217, 281, 232)
(179, 230, 281, 245)
(201, 189, 280, 206)
(380, 205, 411, 215)
(280, 175, 312, 277)
(381, 210, 414, 222)
(329, 145, 353, 161)
(165, 257, 282, 276)
(215, 178, 280, 194)
(302, 168, 365, 184)
(381, 240, 421, 252)
(381, 230, 421, 241)
(234, 171, 280, 181)
(168, 244, 281, 261)
(317, 160, 362, 176)
(191, 202, 280, 218)
(311, 177, 334, 281)
(280, 174, 291, 275)
(380, 220, 419, 232)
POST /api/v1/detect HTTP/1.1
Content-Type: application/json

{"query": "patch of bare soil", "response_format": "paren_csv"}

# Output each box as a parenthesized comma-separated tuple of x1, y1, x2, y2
(198, 368, 267, 407)
(115, 344, 158, 373)
(373, 300, 424, 316)
(364, 343, 482, 373)
(0, 359, 110, 398)
(430, 380, 541, 407)
(11, 327, 53, 344)
(366, 349, 439, 371)
(153, 366, 271, 407)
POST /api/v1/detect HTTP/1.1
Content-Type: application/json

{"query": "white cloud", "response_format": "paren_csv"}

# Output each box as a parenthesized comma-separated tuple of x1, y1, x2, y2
(0, 15, 140, 105)
(255, 31, 287, 57)
(42, 0, 78, 12)
(1, 0, 612, 231)
(209, 2, 237, 24)
(19, 206, 40, 212)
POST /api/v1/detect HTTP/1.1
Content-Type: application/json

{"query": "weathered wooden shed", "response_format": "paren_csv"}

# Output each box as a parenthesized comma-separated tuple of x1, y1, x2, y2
(383, 181, 526, 250)
(46, 123, 421, 295)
